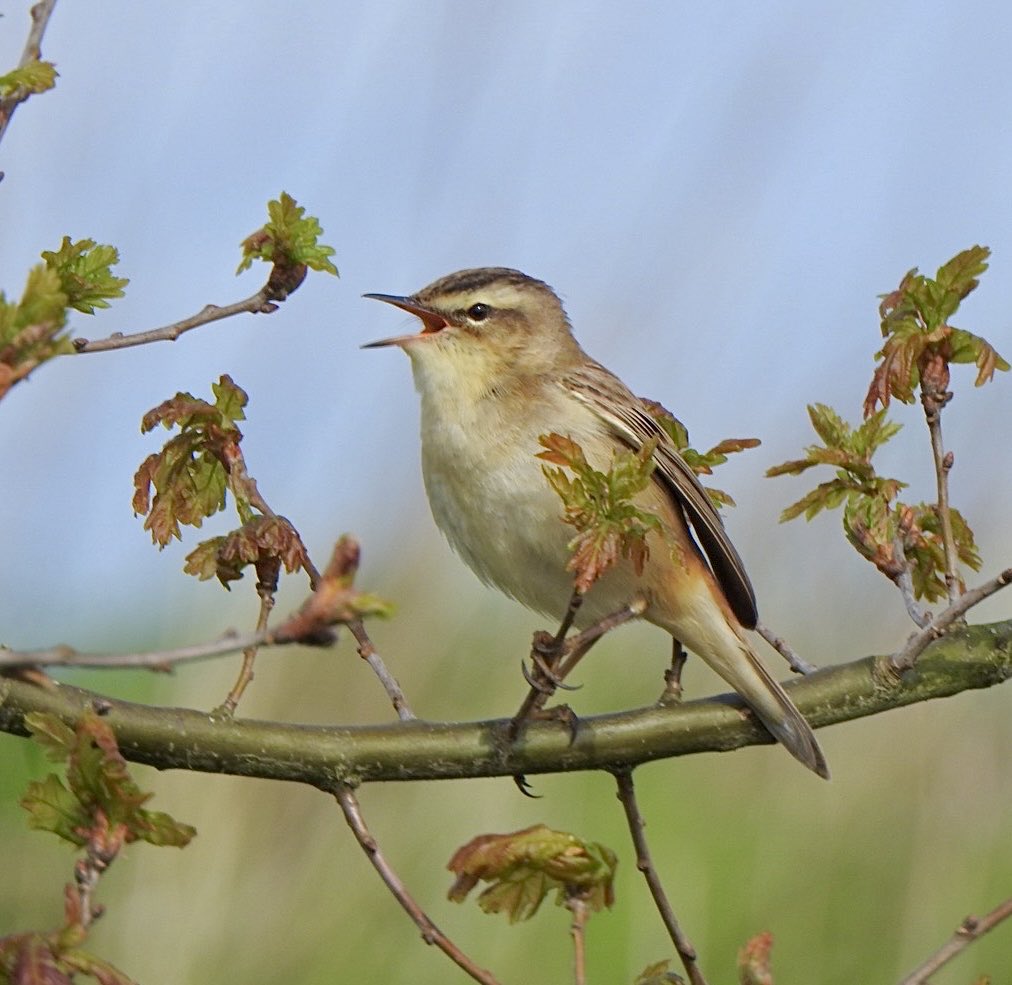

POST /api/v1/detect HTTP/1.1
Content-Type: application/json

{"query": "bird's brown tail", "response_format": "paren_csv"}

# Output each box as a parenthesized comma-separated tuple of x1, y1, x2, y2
(737, 650, 829, 779)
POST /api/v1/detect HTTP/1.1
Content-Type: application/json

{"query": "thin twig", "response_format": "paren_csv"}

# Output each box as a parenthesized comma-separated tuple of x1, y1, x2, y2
(891, 534, 933, 628)
(897, 896, 1012, 985)
(565, 894, 589, 985)
(333, 785, 502, 985)
(71, 288, 280, 353)
(347, 618, 415, 721)
(888, 567, 1012, 673)
(0, 0, 59, 149)
(613, 769, 708, 985)
(219, 576, 276, 716)
(755, 621, 818, 675)
(921, 385, 960, 606)
(0, 629, 276, 671)
(660, 640, 688, 702)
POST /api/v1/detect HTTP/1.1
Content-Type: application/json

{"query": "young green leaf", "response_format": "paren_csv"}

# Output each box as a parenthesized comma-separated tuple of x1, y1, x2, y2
(21, 712, 195, 850)
(236, 192, 338, 281)
(133, 377, 247, 547)
(538, 432, 662, 594)
(40, 237, 129, 314)
(184, 516, 312, 588)
(447, 824, 617, 923)
(633, 959, 685, 984)
(865, 246, 1007, 415)
(0, 263, 75, 401)
(0, 60, 58, 97)
(641, 397, 759, 503)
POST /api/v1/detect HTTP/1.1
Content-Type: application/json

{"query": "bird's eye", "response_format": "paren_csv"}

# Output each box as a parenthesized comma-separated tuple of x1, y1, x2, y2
(466, 303, 491, 321)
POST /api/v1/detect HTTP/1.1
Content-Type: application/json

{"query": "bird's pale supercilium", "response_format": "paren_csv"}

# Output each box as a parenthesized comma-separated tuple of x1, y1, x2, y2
(364, 267, 828, 778)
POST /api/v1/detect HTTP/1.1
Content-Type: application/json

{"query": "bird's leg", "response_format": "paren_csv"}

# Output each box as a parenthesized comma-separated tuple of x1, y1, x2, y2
(509, 596, 646, 741)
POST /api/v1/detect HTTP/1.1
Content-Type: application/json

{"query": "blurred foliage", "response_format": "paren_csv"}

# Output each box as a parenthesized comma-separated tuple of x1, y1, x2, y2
(1, 712, 193, 985)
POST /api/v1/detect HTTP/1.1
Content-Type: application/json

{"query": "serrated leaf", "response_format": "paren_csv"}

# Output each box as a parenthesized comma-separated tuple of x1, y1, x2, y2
(20, 774, 90, 846)
(807, 403, 849, 447)
(184, 516, 312, 588)
(779, 479, 853, 522)
(237, 192, 338, 277)
(538, 433, 661, 594)
(40, 237, 129, 314)
(447, 824, 617, 923)
(212, 374, 248, 421)
(22, 712, 196, 851)
(134, 378, 248, 547)
(934, 245, 989, 300)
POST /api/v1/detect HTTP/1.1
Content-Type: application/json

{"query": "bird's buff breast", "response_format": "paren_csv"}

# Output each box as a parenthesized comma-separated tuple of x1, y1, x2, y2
(416, 383, 600, 620)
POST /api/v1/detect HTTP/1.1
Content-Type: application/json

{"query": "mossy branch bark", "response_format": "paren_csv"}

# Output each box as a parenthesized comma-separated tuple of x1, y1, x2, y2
(1, 620, 1009, 787)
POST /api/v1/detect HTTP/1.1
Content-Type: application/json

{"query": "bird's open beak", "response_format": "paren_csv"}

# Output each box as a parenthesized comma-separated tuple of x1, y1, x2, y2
(361, 293, 449, 348)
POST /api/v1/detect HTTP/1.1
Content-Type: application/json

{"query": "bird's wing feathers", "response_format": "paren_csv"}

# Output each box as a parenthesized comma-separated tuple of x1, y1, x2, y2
(563, 362, 758, 629)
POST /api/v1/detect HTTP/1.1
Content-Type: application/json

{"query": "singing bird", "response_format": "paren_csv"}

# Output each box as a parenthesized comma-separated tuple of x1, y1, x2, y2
(364, 267, 827, 778)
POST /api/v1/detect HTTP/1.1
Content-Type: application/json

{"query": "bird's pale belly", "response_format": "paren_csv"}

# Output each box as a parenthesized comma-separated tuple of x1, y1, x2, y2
(419, 414, 655, 628)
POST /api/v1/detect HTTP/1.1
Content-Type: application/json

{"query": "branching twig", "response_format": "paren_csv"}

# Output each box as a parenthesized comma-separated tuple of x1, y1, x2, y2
(887, 567, 1012, 674)
(897, 896, 1012, 985)
(332, 784, 501, 985)
(614, 769, 708, 985)
(71, 287, 281, 353)
(755, 621, 818, 675)
(347, 618, 415, 721)
(2, 619, 1009, 784)
(0, 0, 58, 150)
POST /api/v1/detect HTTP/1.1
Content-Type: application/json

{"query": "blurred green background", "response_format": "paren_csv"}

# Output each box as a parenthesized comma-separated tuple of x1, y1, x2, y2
(2, 0, 1010, 982)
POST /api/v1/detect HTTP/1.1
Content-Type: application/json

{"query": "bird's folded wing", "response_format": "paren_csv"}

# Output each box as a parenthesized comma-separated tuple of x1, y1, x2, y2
(563, 363, 758, 629)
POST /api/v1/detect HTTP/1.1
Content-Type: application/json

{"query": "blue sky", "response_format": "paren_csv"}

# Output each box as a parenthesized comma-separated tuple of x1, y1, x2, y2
(2, 1, 1010, 655)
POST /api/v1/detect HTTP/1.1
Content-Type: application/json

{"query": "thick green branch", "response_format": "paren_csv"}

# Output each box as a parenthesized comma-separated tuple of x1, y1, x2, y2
(1, 621, 1009, 786)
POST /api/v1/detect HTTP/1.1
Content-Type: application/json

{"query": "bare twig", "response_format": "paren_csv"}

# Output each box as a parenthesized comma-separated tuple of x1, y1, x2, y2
(888, 567, 1012, 674)
(897, 896, 1012, 985)
(218, 573, 277, 716)
(921, 381, 960, 606)
(890, 534, 933, 628)
(0, 0, 59, 150)
(565, 894, 589, 985)
(660, 640, 688, 702)
(0, 627, 288, 671)
(347, 618, 415, 721)
(333, 784, 501, 985)
(614, 769, 708, 985)
(755, 621, 818, 675)
(71, 287, 280, 353)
